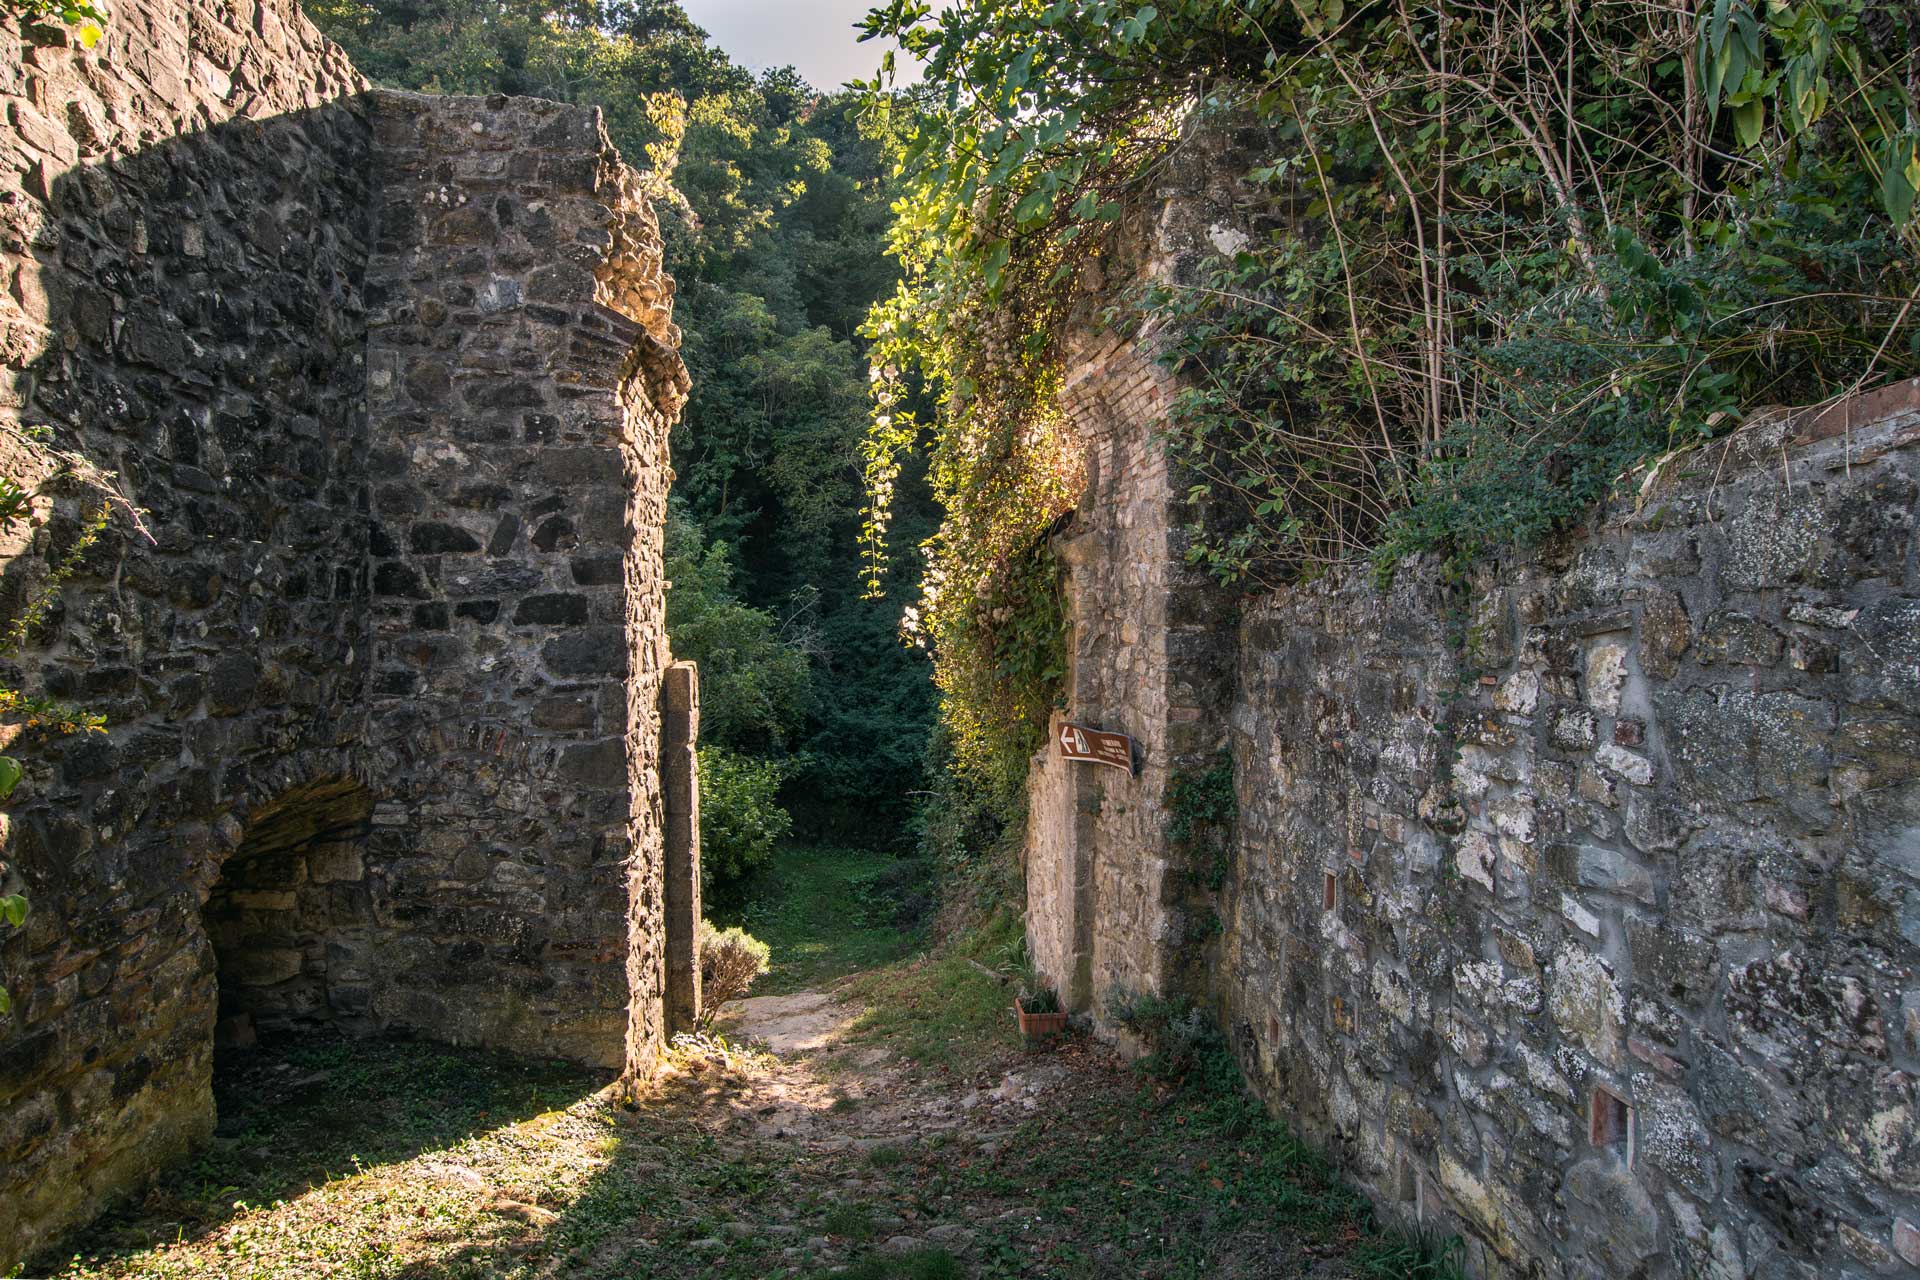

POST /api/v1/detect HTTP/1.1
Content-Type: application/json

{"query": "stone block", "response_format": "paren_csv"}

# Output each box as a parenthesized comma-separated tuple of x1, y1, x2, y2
(1575, 844, 1654, 903)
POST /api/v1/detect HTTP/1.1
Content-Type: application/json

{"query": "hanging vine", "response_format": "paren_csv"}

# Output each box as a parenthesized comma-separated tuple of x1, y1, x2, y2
(857, 0, 1918, 793)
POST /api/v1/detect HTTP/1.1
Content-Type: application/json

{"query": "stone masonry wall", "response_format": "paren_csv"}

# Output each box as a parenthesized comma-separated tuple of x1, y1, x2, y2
(1024, 185, 1239, 1015)
(360, 89, 687, 1070)
(1220, 392, 1920, 1279)
(0, 3, 371, 1265)
(1026, 127, 1920, 1279)
(0, 3, 690, 1268)
(1025, 321, 1236, 1009)
(1030, 286, 1920, 1275)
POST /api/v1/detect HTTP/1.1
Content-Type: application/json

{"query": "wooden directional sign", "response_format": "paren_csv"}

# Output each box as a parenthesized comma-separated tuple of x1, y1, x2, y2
(1057, 721, 1136, 773)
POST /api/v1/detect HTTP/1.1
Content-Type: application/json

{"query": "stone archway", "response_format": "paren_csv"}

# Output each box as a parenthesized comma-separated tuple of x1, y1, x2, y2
(203, 777, 374, 1052)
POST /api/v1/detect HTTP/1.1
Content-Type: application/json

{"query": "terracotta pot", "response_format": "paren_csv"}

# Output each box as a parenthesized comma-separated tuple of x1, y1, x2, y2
(1014, 997, 1069, 1038)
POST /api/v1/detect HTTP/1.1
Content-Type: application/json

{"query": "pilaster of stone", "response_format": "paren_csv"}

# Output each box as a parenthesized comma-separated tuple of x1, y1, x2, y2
(661, 661, 702, 1036)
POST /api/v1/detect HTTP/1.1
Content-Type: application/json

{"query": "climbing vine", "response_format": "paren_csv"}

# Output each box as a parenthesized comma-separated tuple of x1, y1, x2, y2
(0, 434, 144, 1017)
(858, 0, 1918, 788)
(856, 0, 1273, 796)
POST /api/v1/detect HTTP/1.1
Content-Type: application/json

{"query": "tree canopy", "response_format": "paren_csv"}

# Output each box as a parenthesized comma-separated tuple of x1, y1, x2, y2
(311, 0, 940, 859)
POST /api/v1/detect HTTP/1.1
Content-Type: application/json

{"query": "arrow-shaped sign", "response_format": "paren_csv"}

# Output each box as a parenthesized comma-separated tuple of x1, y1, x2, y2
(1056, 722, 1135, 773)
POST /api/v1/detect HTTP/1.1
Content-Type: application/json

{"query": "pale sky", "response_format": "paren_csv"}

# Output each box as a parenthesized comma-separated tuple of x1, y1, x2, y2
(680, 0, 928, 90)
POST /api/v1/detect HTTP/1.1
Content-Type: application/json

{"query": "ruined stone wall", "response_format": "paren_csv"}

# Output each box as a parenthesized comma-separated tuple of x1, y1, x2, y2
(1026, 123, 1920, 1276)
(1031, 289, 1920, 1274)
(360, 90, 686, 1070)
(1219, 392, 1920, 1279)
(0, 3, 689, 1268)
(1023, 183, 1240, 1014)
(1025, 322, 1237, 1009)
(0, 2, 371, 1263)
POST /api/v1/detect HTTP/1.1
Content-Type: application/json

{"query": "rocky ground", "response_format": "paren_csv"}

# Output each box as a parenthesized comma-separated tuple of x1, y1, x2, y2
(42, 956, 1452, 1280)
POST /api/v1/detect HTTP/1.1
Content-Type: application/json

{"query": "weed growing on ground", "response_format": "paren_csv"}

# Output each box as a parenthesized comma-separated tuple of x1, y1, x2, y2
(841, 907, 1023, 1072)
(812, 1248, 962, 1280)
(819, 1202, 876, 1240)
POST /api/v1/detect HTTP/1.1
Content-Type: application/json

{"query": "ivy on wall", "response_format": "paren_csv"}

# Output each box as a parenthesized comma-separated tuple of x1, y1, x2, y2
(857, 0, 1918, 794)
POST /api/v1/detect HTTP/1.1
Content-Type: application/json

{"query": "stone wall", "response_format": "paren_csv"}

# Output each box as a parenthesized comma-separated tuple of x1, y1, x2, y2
(1025, 317, 1236, 1011)
(360, 89, 687, 1069)
(0, 3, 691, 1268)
(1024, 178, 1241, 1015)
(1221, 391, 1920, 1279)
(1026, 178, 1920, 1274)
(0, 3, 372, 1264)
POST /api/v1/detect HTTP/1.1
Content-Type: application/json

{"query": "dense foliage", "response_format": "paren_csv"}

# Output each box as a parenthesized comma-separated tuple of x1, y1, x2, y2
(695, 745, 792, 889)
(857, 0, 1920, 791)
(310, 1, 940, 863)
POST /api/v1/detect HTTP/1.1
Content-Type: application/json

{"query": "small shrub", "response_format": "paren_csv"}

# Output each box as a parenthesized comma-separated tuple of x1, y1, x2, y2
(698, 746, 792, 889)
(1018, 985, 1060, 1014)
(697, 920, 770, 1027)
(1109, 992, 1226, 1085)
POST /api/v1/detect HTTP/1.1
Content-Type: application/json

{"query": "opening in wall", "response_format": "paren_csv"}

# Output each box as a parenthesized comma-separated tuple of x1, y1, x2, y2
(203, 777, 374, 1055)
(1590, 1085, 1632, 1162)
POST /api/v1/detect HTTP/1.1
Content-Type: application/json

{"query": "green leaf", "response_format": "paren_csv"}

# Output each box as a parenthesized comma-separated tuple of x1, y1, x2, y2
(0, 755, 19, 801)
(1732, 99, 1764, 149)
(1880, 140, 1918, 224)
(1, 894, 26, 928)
(981, 238, 1012, 293)
(1013, 187, 1053, 226)
(1710, 0, 1734, 49)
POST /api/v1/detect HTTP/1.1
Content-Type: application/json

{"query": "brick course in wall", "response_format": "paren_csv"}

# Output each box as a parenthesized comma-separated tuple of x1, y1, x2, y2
(0, 3, 692, 1268)
(1028, 161, 1920, 1276)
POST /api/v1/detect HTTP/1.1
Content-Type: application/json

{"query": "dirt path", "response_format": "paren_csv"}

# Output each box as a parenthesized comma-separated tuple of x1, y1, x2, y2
(662, 986, 1074, 1265)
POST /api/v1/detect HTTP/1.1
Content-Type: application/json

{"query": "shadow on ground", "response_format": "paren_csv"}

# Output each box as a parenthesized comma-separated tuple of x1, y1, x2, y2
(37, 1030, 605, 1274)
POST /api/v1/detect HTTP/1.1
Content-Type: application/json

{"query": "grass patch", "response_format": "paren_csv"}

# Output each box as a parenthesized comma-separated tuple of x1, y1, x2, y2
(865, 1144, 908, 1169)
(819, 1202, 876, 1240)
(724, 845, 926, 995)
(840, 907, 1024, 1073)
(813, 1248, 961, 1280)
(1353, 1229, 1470, 1279)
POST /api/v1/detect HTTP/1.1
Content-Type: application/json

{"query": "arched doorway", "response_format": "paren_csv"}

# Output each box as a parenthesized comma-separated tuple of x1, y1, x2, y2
(203, 777, 375, 1051)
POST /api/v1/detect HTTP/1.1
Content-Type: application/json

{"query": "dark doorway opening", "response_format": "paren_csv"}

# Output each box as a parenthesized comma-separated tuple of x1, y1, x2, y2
(203, 777, 375, 1053)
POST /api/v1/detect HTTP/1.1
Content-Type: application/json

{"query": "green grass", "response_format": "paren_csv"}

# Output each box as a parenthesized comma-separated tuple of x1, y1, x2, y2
(810, 1248, 961, 1279)
(723, 845, 926, 995)
(46, 925, 1463, 1280)
(819, 1202, 876, 1240)
(840, 907, 1024, 1072)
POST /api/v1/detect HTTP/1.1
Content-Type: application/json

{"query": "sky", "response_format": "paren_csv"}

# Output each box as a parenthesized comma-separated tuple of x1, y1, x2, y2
(680, 0, 925, 90)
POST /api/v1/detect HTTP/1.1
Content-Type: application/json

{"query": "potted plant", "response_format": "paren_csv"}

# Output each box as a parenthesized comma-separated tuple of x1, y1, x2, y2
(1014, 986, 1068, 1041)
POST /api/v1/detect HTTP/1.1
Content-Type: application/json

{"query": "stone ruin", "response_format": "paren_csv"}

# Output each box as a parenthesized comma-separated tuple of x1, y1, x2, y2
(1026, 142, 1920, 1277)
(0, 2, 702, 1266)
